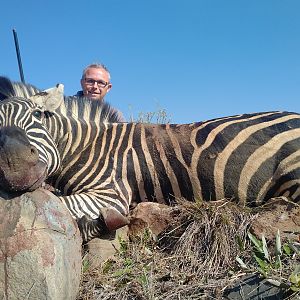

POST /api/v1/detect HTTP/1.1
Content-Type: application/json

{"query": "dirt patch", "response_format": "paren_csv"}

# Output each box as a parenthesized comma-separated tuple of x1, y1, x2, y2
(250, 197, 300, 241)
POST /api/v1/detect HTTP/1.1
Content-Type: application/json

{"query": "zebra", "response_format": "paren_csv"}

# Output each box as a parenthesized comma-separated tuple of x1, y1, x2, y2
(0, 78, 300, 242)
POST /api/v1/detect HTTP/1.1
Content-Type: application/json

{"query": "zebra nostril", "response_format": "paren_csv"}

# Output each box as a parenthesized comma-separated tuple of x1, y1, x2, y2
(30, 146, 39, 158)
(26, 146, 40, 166)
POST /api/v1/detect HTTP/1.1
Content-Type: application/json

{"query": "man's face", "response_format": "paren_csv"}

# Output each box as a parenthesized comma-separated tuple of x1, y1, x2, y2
(80, 67, 112, 101)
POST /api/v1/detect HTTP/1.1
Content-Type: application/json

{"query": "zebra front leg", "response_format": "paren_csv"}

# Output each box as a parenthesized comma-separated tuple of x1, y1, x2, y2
(76, 207, 130, 243)
(58, 192, 130, 243)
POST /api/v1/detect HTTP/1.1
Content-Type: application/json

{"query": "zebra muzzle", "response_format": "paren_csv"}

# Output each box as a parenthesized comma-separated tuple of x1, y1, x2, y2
(0, 126, 48, 192)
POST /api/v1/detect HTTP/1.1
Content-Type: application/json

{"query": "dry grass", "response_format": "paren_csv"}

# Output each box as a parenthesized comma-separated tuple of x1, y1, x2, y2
(77, 200, 261, 299)
(77, 199, 300, 299)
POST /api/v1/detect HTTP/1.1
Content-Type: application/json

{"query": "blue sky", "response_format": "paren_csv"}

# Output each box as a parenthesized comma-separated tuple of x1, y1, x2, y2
(1, 0, 300, 123)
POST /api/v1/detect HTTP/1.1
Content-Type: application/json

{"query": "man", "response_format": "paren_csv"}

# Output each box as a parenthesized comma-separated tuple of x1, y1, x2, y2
(76, 63, 112, 101)
(76, 63, 125, 121)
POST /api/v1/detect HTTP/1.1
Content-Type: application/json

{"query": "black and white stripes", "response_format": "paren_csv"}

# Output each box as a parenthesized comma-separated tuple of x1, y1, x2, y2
(49, 110, 300, 241)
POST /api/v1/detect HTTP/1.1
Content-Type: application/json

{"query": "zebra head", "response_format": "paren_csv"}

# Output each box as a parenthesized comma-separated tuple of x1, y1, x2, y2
(0, 85, 64, 192)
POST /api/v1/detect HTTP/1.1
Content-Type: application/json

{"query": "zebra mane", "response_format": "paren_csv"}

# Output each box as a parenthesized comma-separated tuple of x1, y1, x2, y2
(0, 76, 40, 100)
(0, 76, 123, 123)
(61, 96, 124, 123)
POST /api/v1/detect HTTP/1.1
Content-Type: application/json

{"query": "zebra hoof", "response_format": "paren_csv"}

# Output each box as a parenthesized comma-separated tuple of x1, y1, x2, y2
(100, 207, 130, 232)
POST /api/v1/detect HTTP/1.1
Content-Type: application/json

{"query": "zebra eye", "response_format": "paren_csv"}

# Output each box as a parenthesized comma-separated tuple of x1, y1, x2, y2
(32, 110, 43, 119)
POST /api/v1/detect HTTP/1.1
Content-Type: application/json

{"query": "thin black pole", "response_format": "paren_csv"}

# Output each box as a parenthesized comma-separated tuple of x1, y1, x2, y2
(12, 29, 25, 83)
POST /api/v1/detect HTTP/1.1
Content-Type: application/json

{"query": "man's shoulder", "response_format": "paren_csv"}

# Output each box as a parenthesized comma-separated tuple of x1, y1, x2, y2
(74, 90, 84, 97)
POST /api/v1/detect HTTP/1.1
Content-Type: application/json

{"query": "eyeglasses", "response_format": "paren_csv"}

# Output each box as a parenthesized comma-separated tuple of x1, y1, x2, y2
(84, 78, 109, 88)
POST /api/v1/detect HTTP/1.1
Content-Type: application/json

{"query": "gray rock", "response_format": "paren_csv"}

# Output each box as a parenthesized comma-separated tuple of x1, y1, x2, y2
(0, 188, 82, 300)
(85, 226, 129, 269)
(223, 274, 291, 300)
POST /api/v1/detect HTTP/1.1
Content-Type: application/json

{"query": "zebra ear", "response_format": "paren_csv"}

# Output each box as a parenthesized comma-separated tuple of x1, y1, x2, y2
(29, 84, 64, 111)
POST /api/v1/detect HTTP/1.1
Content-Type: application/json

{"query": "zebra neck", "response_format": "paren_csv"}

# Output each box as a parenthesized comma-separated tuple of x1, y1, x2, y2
(53, 117, 108, 160)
